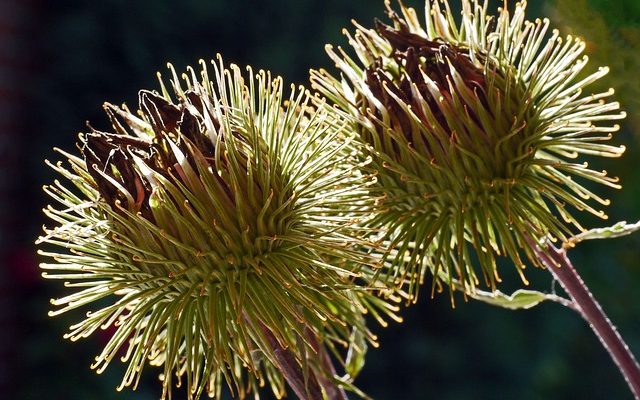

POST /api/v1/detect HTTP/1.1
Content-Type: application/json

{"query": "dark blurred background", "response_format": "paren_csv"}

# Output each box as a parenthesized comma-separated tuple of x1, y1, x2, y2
(1, 0, 639, 399)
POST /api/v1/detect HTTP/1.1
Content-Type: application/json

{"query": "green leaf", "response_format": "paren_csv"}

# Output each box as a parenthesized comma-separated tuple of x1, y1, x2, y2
(569, 220, 640, 245)
(437, 271, 573, 310)
(345, 327, 367, 379)
(468, 289, 569, 310)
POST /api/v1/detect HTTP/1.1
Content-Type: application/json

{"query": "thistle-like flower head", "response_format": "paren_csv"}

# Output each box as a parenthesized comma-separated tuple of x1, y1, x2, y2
(311, 0, 626, 299)
(38, 57, 398, 399)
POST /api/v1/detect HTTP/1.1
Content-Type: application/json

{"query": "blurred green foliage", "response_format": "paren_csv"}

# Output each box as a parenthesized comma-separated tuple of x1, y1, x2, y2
(547, 0, 640, 130)
(24, 1, 639, 399)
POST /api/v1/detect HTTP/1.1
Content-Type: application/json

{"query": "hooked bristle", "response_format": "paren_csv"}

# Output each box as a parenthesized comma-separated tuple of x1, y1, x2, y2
(311, 0, 625, 301)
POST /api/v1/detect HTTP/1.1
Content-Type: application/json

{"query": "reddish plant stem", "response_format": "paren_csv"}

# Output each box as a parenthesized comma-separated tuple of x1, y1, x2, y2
(528, 237, 640, 400)
(254, 320, 324, 400)
(305, 327, 349, 400)
(250, 315, 347, 400)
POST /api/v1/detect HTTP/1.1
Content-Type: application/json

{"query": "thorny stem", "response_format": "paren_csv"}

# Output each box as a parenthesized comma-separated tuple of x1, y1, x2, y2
(527, 236, 640, 400)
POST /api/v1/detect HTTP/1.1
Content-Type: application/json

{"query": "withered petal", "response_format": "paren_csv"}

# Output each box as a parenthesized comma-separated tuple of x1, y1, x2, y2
(139, 90, 182, 134)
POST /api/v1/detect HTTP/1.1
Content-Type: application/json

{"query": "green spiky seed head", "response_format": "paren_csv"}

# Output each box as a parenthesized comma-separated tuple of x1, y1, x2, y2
(311, 0, 626, 300)
(37, 56, 399, 399)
